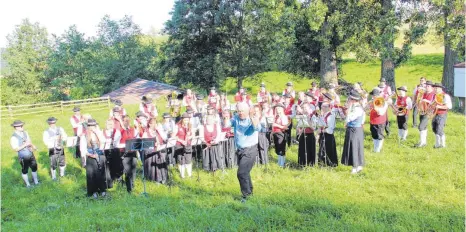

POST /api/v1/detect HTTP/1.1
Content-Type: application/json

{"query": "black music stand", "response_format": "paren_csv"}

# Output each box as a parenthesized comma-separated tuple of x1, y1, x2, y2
(125, 138, 155, 196)
(191, 136, 203, 182)
(296, 115, 311, 168)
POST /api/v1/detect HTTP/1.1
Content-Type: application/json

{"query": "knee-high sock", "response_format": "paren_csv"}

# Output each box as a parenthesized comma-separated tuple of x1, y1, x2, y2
(22, 173, 30, 186)
(282, 156, 286, 167)
(178, 165, 185, 178)
(377, 139, 384, 152)
(420, 130, 427, 145)
(441, 134, 446, 147)
(186, 163, 192, 177)
(398, 129, 403, 139)
(31, 172, 39, 184)
(277, 155, 282, 166)
(403, 130, 408, 140)
(51, 169, 56, 179)
(435, 134, 441, 147)
(59, 166, 65, 177)
(373, 139, 377, 152)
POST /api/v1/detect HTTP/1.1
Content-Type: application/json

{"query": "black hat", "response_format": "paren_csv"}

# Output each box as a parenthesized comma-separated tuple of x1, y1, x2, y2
(311, 82, 317, 87)
(283, 93, 291, 98)
(142, 95, 153, 104)
(273, 103, 285, 109)
(370, 88, 381, 96)
(348, 90, 361, 100)
(196, 95, 204, 100)
(425, 81, 433, 86)
(433, 83, 444, 88)
(87, 119, 97, 126)
(162, 112, 171, 118)
(186, 109, 194, 114)
(113, 106, 121, 112)
(47, 117, 57, 124)
(380, 78, 386, 82)
(260, 83, 266, 87)
(113, 99, 123, 106)
(11, 120, 24, 127)
(397, 86, 408, 92)
(135, 111, 146, 118)
(72, 107, 80, 112)
(322, 93, 333, 101)
(181, 112, 190, 118)
(286, 82, 293, 87)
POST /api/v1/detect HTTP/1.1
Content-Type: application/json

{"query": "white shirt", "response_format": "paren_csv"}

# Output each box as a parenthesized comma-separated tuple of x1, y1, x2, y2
(394, 96, 413, 110)
(440, 94, 453, 110)
(10, 131, 30, 151)
(79, 129, 105, 156)
(43, 126, 68, 149)
(102, 129, 122, 150)
(139, 103, 158, 118)
(345, 104, 366, 126)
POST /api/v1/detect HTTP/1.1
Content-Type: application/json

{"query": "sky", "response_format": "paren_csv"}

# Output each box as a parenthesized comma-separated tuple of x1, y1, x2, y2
(0, 0, 175, 47)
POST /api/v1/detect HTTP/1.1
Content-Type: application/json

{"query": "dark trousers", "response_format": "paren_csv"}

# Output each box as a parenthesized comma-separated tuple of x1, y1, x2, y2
(412, 106, 419, 127)
(20, 154, 38, 174)
(432, 113, 447, 136)
(397, 115, 408, 130)
(48, 148, 66, 170)
(285, 121, 293, 147)
(237, 145, 257, 198)
(298, 133, 316, 166)
(74, 135, 81, 158)
(370, 123, 386, 140)
(384, 115, 390, 135)
(418, 114, 429, 131)
(122, 151, 137, 192)
(86, 155, 108, 196)
(106, 149, 123, 181)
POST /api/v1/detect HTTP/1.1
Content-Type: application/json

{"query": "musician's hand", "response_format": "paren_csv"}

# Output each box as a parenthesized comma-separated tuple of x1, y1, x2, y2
(24, 141, 31, 147)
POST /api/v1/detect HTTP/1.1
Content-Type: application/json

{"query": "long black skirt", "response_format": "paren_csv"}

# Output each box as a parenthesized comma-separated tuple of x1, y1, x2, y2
(222, 137, 236, 168)
(143, 150, 168, 183)
(341, 127, 364, 167)
(273, 132, 286, 156)
(298, 132, 316, 166)
(318, 132, 338, 167)
(105, 148, 124, 181)
(258, 132, 269, 164)
(203, 144, 224, 171)
(86, 155, 108, 196)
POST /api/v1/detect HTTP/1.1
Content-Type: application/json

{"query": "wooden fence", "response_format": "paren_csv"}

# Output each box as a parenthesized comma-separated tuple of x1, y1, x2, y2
(0, 96, 111, 119)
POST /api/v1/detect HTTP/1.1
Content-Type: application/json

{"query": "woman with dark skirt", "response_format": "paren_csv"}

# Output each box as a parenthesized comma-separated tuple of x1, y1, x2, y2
(175, 113, 193, 178)
(221, 109, 236, 168)
(317, 102, 338, 167)
(253, 105, 269, 165)
(142, 118, 168, 183)
(201, 114, 224, 172)
(80, 119, 108, 198)
(272, 103, 289, 168)
(296, 103, 317, 166)
(341, 91, 365, 174)
(117, 116, 138, 192)
(103, 119, 121, 188)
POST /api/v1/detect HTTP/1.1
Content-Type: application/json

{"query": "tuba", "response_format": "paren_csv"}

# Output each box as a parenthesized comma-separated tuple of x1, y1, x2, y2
(374, 96, 385, 110)
(427, 93, 444, 117)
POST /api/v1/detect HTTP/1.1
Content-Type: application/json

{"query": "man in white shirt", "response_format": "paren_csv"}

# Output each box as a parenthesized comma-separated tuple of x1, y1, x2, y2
(431, 83, 453, 148)
(10, 120, 39, 187)
(70, 107, 83, 158)
(43, 117, 68, 180)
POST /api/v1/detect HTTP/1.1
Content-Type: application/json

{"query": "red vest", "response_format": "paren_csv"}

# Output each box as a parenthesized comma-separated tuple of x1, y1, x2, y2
(258, 91, 269, 104)
(143, 104, 155, 118)
(146, 129, 164, 146)
(204, 125, 217, 144)
(111, 117, 122, 131)
(303, 114, 314, 134)
(396, 96, 409, 115)
(370, 110, 387, 125)
(436, 94, 448, 115)
(120, 128, 136, 145)
(284, 103, 293, 116)
(423, 92, 435, 102)
(272, 116, 288, 133)
(176, 125, 189, 146)
(72, 115, 81, 135)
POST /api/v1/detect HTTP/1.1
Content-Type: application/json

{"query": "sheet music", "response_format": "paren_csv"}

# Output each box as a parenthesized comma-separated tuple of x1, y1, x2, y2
(66, 136, 78, 147)
(190, 136, 204, 145)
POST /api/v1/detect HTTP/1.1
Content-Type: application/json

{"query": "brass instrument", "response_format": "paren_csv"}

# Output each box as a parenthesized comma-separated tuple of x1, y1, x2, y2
(415, 87, 425, 106)
(427, 93, 445, 117)
(418, 99, 430, 116)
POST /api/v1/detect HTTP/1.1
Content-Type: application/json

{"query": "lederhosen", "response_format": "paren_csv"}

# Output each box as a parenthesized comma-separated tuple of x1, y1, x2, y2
(272, 115, 288, 157)
(432, 96, 448, 136)
(370, 108, 387, 140)
(175, 125, 193, 166)
(85, 135, 108, 196)
(103, 129, 120, 186)
(13, 132, 38, 174)
(341, 106, 365, 167)
(396, 96, 409, 130)
(46, 127, 66, 170)
(297, 114, 316, 166)
(318, 112, 338, 167)
(221, 122, 236, 168)
(144, 129, 168, 183)
(202, 125, 223, 171)
(419, 92, 435, 131)
(119, 127, 138, 192)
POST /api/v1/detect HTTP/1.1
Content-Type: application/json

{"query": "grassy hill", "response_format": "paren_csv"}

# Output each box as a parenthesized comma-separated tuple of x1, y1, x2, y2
(1, 54, 464, 231)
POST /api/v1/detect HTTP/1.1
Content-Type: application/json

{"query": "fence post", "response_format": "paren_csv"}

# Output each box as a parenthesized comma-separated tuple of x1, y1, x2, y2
(8, 106, 13, 119)
(107, 96, 111, 110)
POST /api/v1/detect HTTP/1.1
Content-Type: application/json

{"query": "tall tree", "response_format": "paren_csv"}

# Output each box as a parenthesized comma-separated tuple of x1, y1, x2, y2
(3, 19, 51, 104)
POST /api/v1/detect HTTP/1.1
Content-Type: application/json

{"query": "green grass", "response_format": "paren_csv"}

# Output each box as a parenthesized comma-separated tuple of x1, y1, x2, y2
(2, 54, 464, 231)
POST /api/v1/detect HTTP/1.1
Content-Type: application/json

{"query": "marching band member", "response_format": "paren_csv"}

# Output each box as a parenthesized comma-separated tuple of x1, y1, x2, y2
(110, 107, 124, 131)
(175, 113, 193, 178)
(353, 82, 368, 108)
(168, 91, 182, 122)
(379, 78, 392, 136)
(254, 105, 269, 164)
(432, 83, 452, 148)
(109, 99, 127, 117)
(234, 87, 246, 102)
(262, 102, 274, 144)
(117, 115, 138, 193)
(139, 95, 158, 118)
(305, 90, 318, 106)
(309, 82, 320, 100)
(80, 119, 107, 198)
(271, 92, 282, 105)
(412, 77, 427, 127)
(187, 108, 201, 135)
(283, 82, 296, 104)
(182, 89, 196, 111)
(393, 86, 413, 141)
(240, 92, 254, 106)
(10, 120, 39, 187)
(221, 109, 236, 168)
(297, 103, 317, 166)
(201, 114, 224, 172)
(257, 83, 271, 106)
(416, 81, 436, 148)
(43, 117, 68, 180)
(318, 87, 326, 108)
(142, 118, 168, 183)
(206, 105, 222, 127)
(327, 84, 340, 107)
(272, 103, 289, 168)
(208, 87, 220, 110)
(368, 88, 389, 153)
(103, 119, 121, 187)
(195, 95, 207, 115)
(134, 111, 148, 138)
(341, 91, 365, 174)
(283, 94, 294, 147)
(296, 91, 305, 105)
(231, 102, 262, 202)
(219, 92, 231, 114)
(317, 103, 338, 167)
(160, 112, 178, 166)
(70, 107, 84, 159)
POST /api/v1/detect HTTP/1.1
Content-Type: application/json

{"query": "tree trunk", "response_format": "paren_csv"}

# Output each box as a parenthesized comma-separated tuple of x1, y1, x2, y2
(320, 48, 338, 87)
(442, 42, 457, 95)
(381, 58, 396, 91)
(380, 0, 396, 91)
